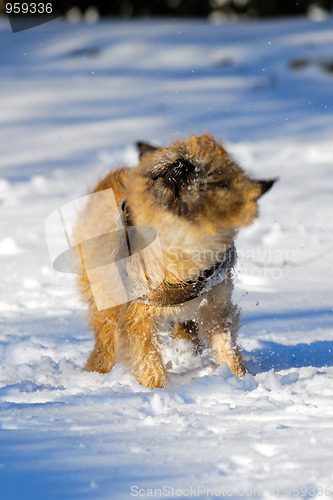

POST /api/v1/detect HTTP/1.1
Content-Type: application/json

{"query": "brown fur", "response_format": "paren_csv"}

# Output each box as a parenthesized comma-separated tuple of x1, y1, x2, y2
(73, 134, 275, 388)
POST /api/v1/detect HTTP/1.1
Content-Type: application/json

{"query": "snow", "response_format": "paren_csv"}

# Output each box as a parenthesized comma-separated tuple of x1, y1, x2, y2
(0, 14, 333, 500)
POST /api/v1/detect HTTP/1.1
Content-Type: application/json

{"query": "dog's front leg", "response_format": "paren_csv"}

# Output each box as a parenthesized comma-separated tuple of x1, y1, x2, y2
(209, 329, 247, 377)
(120, 303, 167, 389)
(86, 309, 120, 374)
(198, 285, 247, 377)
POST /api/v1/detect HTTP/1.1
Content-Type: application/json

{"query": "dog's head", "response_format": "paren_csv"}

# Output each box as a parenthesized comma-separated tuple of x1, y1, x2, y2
(129, 135, 275, 233)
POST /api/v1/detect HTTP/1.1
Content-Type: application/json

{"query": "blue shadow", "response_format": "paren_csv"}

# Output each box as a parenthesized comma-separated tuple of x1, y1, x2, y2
(247, 340, 333, 372)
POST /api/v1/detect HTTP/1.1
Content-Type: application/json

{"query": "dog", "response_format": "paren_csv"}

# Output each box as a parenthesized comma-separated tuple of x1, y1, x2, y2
(73, 134, 275, 388)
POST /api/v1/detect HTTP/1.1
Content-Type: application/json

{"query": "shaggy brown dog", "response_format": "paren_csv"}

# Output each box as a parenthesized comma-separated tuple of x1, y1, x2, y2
(73, 135, 275, 388)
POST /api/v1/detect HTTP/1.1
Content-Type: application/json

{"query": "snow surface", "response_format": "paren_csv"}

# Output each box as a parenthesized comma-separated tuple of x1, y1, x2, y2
(0, 14, 333, 500)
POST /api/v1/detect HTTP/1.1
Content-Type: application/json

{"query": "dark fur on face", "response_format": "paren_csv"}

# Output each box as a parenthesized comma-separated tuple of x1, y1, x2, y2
(136, 135, 276, 228)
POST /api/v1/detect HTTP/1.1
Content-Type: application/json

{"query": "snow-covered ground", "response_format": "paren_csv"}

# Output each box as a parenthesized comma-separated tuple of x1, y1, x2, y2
(0, 14, 333, 500)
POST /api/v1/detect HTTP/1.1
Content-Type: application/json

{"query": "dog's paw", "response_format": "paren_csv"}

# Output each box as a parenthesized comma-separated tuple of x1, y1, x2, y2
(231, 362, 247, 378)
(137, 359, 167, 389)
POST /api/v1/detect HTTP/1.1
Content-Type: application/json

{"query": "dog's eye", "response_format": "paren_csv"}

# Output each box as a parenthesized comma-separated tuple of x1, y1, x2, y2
(215, 179, 230, 190)
(206, 178, 230, 190)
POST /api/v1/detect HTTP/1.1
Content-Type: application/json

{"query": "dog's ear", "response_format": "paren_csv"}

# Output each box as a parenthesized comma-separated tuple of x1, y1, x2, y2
(257, 178, 277, 197)
(136, 141, 159, 158)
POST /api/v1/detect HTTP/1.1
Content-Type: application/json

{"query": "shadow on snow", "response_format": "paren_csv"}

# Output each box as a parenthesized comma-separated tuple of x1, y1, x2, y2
(243, 307, 333, 372)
